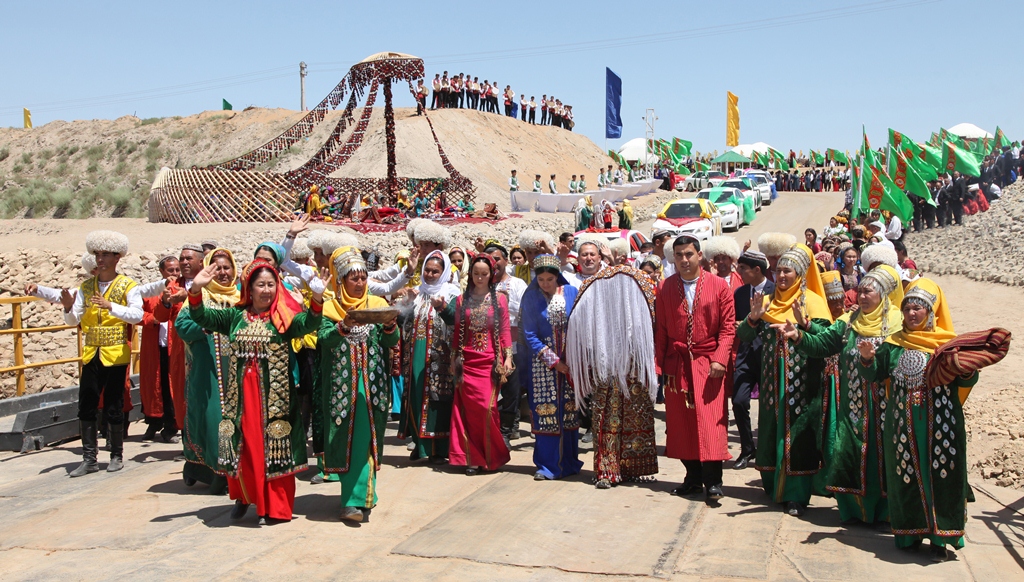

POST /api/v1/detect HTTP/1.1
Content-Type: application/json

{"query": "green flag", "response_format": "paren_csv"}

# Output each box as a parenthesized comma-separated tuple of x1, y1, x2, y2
(888, 129, 939, 180)
(994, 126, 1011, 151)
(940, 141, 981, 177)
(672, 138, 693, 158)
(674, 162, 692, 175)
(222, 99, 233, 111)
(826, 148, 848, 165)
(860, 155, 914, 222)
(695, 161, 710, 172)
(810, 150, 825, 165)
(887, 145, 933, 205)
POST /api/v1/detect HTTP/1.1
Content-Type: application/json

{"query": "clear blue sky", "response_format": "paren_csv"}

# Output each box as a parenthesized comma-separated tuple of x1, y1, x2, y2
(2, 0, 1019, 153)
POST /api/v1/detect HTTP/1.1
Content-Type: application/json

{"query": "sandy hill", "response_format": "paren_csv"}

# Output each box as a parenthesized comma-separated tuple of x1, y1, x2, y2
(0, 107, 610, 218)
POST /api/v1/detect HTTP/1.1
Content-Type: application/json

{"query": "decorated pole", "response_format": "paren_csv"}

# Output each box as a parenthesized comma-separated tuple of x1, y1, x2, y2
(383, 79, 399, 206)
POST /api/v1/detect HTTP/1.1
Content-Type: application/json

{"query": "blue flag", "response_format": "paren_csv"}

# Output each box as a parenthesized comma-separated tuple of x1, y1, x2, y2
(605, 68, 622, 139)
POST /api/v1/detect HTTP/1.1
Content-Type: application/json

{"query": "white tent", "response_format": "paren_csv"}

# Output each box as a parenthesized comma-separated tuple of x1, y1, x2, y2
(948, 123, 993, 139)
(729, 142, 774, 157)
(617, 138, 659, 165)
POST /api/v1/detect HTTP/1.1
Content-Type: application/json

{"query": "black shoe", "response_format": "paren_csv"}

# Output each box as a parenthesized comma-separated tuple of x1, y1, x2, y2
(310, 473, 325, 485)
(361, 508, 372, 523)
(785, 502, 805, 516)
(465, 467, 479, 476)
(340, 506, 363, 523)
(143, 425, 159, 441)
(429, 455, 448, 466)
(733, 456, 750, 470)
(706, 485, 724, 501)
(409, 450, 422, 461)
(230, 501, 250, 520)
(595, 479, 612, 489)
(183, 474, 197, 487)
(160, 428, 180, 444)
(672, 483, 703, 497)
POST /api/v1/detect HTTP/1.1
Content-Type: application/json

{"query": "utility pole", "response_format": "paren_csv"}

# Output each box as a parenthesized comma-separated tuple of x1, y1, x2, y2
(299, 62, 308, 111)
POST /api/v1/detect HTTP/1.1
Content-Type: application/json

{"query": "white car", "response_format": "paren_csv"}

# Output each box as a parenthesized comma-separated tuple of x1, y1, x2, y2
(697, 187, 745, 231)
(719, 177, 762, 212)
(679, 170, 728, 192)
(745, 171, 775, 205)
(650, 198, 722, 241)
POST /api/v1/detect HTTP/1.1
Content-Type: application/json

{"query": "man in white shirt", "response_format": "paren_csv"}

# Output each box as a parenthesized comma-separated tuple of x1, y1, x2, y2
(548, 174, 558, 194)
(568, 175, 578, 194)
(486, 242, 529, 446)
(509, 169, 519, 192)
(430, 74, 441, 110)
(884, 214, 903, 241)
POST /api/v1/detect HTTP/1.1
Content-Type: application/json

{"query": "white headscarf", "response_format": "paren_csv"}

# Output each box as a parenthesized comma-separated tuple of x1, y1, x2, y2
(416, 250, 461, 299)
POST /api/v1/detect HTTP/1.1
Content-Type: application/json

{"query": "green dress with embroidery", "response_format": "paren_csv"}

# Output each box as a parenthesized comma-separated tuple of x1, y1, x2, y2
(860, 343, 978, 549)
(187, 301, 320, 478)
(317, 320, 400, 509)
(797, 319, 889, 523)
(737, 317, 829, 506)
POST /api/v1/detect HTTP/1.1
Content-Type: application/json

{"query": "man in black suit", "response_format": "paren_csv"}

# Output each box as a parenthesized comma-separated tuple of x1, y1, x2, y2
(731, 250, 773, 470)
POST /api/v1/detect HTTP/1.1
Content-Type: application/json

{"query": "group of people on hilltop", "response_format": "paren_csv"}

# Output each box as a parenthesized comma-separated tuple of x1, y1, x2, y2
(414, 72, 573, 130)
(772, 167, 851, 192)
(507, 165, 636, 197)
(22, 209, 1008, 565)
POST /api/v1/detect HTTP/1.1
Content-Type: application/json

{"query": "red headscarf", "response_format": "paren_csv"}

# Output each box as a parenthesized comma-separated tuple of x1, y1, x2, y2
(237, 259, 303, 334)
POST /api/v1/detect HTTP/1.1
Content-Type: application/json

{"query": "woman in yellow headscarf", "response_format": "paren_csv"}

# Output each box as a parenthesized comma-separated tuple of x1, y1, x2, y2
(316, 246, 399, 523)
(174, 247, 240, 494)
(776, 264, 903, 526)
(736, 243, 832, 516)
(857, 278, 972, 561)
(617, 200, 633, 230)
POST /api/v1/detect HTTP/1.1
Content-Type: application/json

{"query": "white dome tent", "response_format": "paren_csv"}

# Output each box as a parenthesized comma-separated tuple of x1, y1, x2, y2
(617, 138, 659, 165)
(948, 123, 993, 139)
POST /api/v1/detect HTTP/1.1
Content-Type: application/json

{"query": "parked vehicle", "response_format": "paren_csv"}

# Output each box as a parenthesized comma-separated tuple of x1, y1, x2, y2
(679, 170, 728, 192)
(719, 177, 762, 212)
(697, 187, 748, 231)
(650, 198, 722, 241)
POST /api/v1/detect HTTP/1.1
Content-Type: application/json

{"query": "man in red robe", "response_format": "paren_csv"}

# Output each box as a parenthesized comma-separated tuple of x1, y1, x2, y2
(655, 235, 736, 503)
(155, 244, 201, 431)
(139, 256, 182, 441)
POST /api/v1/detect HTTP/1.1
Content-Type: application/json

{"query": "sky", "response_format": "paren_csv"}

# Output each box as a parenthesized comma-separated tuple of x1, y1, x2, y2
(2, 0, 1020, 154)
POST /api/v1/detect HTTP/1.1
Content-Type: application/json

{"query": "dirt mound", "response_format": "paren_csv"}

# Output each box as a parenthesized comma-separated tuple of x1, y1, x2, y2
(0, 107, 610, 218)
(908, 181, 1024, 287)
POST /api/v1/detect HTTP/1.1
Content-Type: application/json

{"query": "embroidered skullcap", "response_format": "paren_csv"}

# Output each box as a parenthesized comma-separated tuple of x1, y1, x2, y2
(651, 229, 673, 241)
(703, 236, 740, 260)
(518, 229, 555, 252)
(859, 243, 898, 271)
(200, 240, 218, 249)
(640, 254, 662, 270)
(332, 247, 366, 278)
(903, 283, 938, 311)
(738, 250, 768, 269)
(861, 264, 899, 296)
(81, 252, 97, 273)
(289, 238, 312, 261)
(532, 254, 561, 272)
(757, 232, 797, 258)
(158, 254, 178, 269)
(820, 270, 845, 300)
(778, 246, 812, 276)
(85, 230, 129, 256)
(415, 220, 451, 249)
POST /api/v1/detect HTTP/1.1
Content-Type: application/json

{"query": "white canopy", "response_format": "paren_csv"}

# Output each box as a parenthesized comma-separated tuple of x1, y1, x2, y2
(948, 123, 993, 139)
(617, 138, 658, 164)
(729, 142, 774, 157)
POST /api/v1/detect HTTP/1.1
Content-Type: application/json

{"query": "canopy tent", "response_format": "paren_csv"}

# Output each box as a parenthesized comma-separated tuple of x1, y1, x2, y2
(728, 142, 774, 157)
(710, 150, 752, 172)
(617, 138, 659, 165)
(948, 123, 993, 139)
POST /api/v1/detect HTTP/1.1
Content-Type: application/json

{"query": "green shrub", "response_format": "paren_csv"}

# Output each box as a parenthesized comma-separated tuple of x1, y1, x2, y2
(144, 145, 162, 162)
(39, 149, 54, 161)
(124, 141, 138, 155)
(66, 145, 79, 156)
(146, 161, 158, 172)
(170, 129, 187, 139)
(12, 163, 24, 173)
(0, 148, 9, 161)
(21, 152, 32, 164)
(85, 145, 105, 161)
(52, 162, 69, 177)
(140, 117, 162, 126)
(50, 187, 74, 217)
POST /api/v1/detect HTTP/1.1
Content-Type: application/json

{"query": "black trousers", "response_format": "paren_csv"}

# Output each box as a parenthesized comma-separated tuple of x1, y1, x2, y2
(145, 346, 176, 430)
(521, 106, 527, 121)
(499, 347, 525, 426)
(951, 202, 963, 225)
(528, 109, 536, 124)
(430, 91, 439, 109)
(683, 460, 724, 489)
(922, 204, 936, 229)
(296, 347, 317, 434)
(79, 357, 128, 424)
(541, 109, 548, 124)
(459, 90, 466, 108)
(732, 365, 757, 458)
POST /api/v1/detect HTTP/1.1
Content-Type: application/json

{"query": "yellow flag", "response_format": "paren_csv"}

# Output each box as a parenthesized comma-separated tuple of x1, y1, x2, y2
(726, 92, 739, 147)
(23, 108, 32, 129)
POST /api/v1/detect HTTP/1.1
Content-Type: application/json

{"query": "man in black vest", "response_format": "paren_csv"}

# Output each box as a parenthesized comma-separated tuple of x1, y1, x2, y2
(731, 250, 774, 470)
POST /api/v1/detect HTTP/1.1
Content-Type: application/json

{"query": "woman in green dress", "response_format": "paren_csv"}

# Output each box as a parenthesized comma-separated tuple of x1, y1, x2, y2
(317, 246, 400, 523)
(775, 264, 903, 525)
(174, 248, 240, 494)
(737, 243, 833, 516)
(187, 257, 324, 525)
(398, 250, 461, 463)
(857, 278, 976, 562)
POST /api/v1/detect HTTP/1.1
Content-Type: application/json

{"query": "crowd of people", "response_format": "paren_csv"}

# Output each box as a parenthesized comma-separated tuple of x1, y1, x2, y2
(24, 209, 1008, 564)
(414, 71, 574, 130)
(507, 165, 638, 196)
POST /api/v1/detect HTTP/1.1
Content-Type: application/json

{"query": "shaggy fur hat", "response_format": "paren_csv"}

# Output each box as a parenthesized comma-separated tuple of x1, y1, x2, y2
(85, 230, 128, 256)
(414, 221, 451, 249)
(289, 238, 313, 262)
(321, 232, 359, 256)
(305, 229, 333, 251)
(406, 218, 428, 244)
(81, 252, 97, 273)
(518, 229, 556, 252)
(608, 237, 630, 257)
(702, 236, 740, 260)
(757, 232, 797, 258)
(859, 243, 899, 270)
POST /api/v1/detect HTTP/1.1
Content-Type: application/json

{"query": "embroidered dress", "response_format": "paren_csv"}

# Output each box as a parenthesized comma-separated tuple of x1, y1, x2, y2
(187, 298, 320, 521)
(398, 292, 455, 459)
(521, 283, 582, 479)
(861, 343, 977, 549)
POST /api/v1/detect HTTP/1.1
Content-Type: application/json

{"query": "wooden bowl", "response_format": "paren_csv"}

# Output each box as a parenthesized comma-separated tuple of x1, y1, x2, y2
(346, 307, 400, 325)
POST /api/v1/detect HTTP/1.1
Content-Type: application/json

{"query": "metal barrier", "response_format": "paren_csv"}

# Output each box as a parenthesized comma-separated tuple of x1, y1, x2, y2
(0, 296, 141, 397)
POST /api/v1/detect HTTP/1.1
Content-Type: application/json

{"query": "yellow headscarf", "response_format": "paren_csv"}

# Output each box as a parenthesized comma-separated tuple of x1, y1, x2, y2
(838, 264, 903, 337)
(201, 248, 241, 306)
(621, 200, 633, 223)
(761, 243, 833, 324)
(885, 278, 956, 354)
(324, 246, 386, 323)
(585, 195, 593, 209)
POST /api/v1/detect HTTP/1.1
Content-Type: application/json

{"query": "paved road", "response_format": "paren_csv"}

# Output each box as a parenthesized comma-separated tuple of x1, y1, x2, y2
(2, 191, 1022, 580)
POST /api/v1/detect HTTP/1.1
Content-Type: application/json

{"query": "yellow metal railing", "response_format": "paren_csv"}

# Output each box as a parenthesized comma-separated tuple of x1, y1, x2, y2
(0, 296, 142, 397)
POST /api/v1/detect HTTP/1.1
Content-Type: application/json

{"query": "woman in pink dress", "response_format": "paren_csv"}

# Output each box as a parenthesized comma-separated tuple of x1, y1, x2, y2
(435, 255, 513, 474)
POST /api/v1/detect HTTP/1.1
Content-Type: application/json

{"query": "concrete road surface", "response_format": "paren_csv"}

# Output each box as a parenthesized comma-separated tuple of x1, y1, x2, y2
(2, 190, 1022, 581)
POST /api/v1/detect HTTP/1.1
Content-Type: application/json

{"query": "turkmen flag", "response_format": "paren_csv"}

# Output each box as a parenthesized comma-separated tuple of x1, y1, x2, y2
(810, 150, 825, 165)
(887, 145, 933, 205)
(675, 162, 692, 175)
(995, 126, 1011, 150)
(889, 129, 939, 180)
(939, 128, 966, 150)
(826, 148, 848, 165)
(695, 161, 710, 172)
(971, 136, 992, 157)
(672, 138, 693, 158)
(940, 141, 981, 177)
(859, 156, 914, 222)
